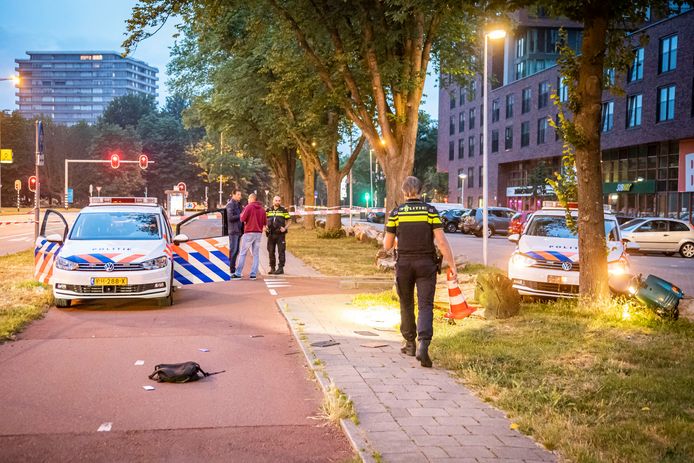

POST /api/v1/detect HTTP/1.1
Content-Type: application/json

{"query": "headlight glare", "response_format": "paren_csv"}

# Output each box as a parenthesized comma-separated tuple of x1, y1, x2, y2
(608, 257, 629, 276)
(141, 256, 169, 270)
(510, 252, 536, 268)
(55, 256, 79, 271)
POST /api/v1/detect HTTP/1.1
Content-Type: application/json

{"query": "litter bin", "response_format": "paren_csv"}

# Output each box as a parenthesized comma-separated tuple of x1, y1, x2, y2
(634, 274, 684, 319)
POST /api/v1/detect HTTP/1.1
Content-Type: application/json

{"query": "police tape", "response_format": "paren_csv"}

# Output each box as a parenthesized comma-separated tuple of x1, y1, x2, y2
(287, 207, 386, 216)
(0, 220, 36, 226)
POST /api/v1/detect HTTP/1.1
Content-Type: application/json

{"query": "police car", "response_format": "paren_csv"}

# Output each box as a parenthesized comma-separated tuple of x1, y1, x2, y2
(507, 202, 636, 298)
(35, 198, 235, 309)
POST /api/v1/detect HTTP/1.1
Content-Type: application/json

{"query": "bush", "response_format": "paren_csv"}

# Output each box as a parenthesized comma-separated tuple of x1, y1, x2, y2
(317, 228, 346, 239)
(474, 271, 520, 319)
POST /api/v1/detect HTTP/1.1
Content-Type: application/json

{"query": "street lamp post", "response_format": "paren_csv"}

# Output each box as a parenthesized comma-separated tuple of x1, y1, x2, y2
(458, 173, 467, 206)
(483, 28, 506, 266)
(368, 149, 374, 209)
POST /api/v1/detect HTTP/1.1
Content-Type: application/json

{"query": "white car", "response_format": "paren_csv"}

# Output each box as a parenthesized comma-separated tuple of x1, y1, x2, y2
(620, 218, 694, 258)
(507, 204, 635, 298)
(34, 198, 235, 308)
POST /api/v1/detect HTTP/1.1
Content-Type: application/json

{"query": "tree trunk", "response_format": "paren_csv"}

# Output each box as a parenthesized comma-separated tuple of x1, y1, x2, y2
(324, 163, 342, 231)
(575, 16, 610, 300)
(268, 148, 296, 217)
(302, 158, 316, 230)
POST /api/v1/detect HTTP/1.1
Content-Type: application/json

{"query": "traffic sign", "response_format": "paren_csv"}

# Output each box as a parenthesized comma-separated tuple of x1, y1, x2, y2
(177, 182, 187, 192)
(14, 180, 21, 191)
(0, 149, 13, 164)
(67, 188, 74, 204)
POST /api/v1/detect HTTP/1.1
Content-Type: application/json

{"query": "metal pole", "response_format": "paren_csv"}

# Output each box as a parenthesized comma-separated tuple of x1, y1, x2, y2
(349, 169, 353, 227)
(482, 35, 489, 266)
(64, 159, 69, 209)
(0, 115, 3, 211)
(369, 149, 374, 209)
(34, 121, 40, 239)
(218, 175, 223, 208)
(461, 177, 465, 206)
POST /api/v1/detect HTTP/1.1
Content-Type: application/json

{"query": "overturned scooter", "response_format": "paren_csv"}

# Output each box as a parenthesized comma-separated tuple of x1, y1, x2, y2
(626, 274, 684, 320)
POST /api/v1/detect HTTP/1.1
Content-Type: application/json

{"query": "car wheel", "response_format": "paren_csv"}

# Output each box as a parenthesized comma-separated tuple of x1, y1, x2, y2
(679, 242, 694, 258)
(488, 226, 495, 237)
(445, 222, 457, 233)
(158, 270, 175, 306)
(55, 298, 71, 308)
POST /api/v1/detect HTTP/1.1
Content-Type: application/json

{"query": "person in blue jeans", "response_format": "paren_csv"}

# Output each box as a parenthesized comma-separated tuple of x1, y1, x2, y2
(232, 193, 267, 280)
(225, 190, 243, 274)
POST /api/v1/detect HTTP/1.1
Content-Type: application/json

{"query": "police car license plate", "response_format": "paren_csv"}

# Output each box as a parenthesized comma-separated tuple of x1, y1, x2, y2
(91, 277, 128, 286)
(548, 275, 567, 284)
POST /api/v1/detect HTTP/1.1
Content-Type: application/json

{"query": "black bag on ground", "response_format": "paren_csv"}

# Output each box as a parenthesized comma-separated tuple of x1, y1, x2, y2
(148, 361, 224, 383)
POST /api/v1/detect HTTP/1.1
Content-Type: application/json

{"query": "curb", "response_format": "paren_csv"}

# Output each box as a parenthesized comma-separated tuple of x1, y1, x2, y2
(276, 297, 377, 463)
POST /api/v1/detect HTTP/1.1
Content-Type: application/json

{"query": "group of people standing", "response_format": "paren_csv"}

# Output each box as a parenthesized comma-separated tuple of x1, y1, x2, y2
(225, 191, 291, 280)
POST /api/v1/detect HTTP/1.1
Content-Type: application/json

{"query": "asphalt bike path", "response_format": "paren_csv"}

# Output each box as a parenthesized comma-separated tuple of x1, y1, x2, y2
(0, 275, 355, 462)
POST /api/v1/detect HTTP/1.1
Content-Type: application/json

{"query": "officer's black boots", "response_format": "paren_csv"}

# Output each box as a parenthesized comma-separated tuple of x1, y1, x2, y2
(401, 340, 416, 356)
(268, 268, 276, 275)
(416, 340, 433, 368)
(275, 267, 284, 275)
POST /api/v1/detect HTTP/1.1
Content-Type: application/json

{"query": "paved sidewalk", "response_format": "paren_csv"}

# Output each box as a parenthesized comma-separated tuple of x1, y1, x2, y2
(236, 234, 322, 277)
(278, 294, 558, 463)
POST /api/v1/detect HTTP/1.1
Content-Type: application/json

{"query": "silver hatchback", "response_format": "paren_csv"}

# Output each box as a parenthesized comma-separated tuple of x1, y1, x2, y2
(621, 218, 694, 258)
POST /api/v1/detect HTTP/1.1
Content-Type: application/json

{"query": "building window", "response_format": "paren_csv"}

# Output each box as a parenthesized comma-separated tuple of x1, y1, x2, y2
(521, 121, 530, 147)
(506, 94, 514, 119)
(448, 141, 454, 160)
(492, 99, 500, 122)
(459, 87, 465, 106)
(628, 48, 644, 83)
(469, 136, 475, 158)
(604, 68, 615, 87)
(479, 134, 483, 155)
(468, 167, 474, 188)
(555, 114, 561, 140)
(537, 117, 547, 144)
(479, 166, 483, 187)
(626, 94, 642, 128)
(471, 80, 477, 100)
(601, 101, 614, 132)
(469, 108, 476, 129)
(450, 92, 456, 109)
(449, 116, 455, 135)
(659, 35, 677, 73)
(505, 126, 513, 150)
(657, 85, 676, 122)
(458, 138, 464, 159)
(538, 81, 549, 109)
(480, 104, 484, 127)
(522, 87, 531, 113)
(492, 130, 499, 153)
(558, 77, 568, 102)
(458, 112, 465, 133)
(457, 168, 465, 192)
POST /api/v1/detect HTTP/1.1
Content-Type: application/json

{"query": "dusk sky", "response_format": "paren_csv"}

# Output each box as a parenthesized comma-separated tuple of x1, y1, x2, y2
(0, 0, 439, 119)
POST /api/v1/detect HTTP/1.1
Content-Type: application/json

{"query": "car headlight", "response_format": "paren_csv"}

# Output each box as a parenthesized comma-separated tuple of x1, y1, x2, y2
(55, 256, 79, 271)
(509, 252, 536, 268)
(141, 256, 169, 270)
(608, 257, 630, 276)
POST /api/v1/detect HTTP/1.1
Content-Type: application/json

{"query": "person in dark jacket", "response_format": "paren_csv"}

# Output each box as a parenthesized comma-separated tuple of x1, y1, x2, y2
(225, 190, 243, 275)
(266, 195, 291, 274)
(232, 193, 267, 280)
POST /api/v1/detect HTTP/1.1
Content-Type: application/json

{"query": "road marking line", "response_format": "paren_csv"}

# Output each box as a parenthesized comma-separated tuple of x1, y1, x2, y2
(266, 284, 291, 288)
(97, 422, 112, 432)
(269, 289, 278, 296)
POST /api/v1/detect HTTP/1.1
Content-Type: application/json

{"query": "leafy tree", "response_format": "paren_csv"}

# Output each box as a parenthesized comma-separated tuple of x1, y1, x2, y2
(99, 94, 157, 129)
(412, 111, 447, 201)
(87, 124, 145, 197)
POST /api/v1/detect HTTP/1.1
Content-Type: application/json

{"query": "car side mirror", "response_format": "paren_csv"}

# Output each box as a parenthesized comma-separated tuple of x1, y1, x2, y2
(173, 233, 190, 245)
(625, 241, 640, 253)
(46, 233, 63, 244)
(508, 234, 520, 243)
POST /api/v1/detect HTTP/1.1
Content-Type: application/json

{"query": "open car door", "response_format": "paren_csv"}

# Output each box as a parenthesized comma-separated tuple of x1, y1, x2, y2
(35, 209, 68, 285)
(172, 209, 230, 285)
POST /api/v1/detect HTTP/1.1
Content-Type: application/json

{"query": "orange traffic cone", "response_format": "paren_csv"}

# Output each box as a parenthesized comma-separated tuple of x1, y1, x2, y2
(444, 269, 474, 320)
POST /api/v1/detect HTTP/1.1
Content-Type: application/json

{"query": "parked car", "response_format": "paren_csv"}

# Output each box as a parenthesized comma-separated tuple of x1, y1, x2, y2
(366, 211, 385, 224)
(620, 218, 694, 258)
(440, 208, 469, 233)
(462, 207, 517, 237)
(508, 211, 533, 236)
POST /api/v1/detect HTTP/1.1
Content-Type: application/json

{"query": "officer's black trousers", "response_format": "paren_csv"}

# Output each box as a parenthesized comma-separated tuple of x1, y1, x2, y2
(395, 256, 437, 342)
(267, 233, 286, 269)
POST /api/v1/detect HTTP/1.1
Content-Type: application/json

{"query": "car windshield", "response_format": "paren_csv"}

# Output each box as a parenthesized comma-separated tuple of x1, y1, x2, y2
(621, 218, 647, 231)
(525, 215, 619, 240)
(70, 212, 161, 240)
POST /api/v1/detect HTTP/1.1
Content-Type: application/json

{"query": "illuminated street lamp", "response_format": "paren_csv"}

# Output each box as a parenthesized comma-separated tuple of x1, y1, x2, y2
(482, 27, 506, 266)
(0, 75, 20, 84)
(458, 173, 467, 206)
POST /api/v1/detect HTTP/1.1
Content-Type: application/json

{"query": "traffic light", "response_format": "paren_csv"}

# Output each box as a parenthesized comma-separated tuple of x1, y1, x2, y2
(28, 176, 37, 192)
(110, 153, 120, 169)
(138, 154, 149, 170)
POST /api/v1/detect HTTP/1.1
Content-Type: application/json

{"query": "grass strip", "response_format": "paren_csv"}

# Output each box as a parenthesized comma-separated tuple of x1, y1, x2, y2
(286, 227, 386, 276)
(0, 250, 53, 341)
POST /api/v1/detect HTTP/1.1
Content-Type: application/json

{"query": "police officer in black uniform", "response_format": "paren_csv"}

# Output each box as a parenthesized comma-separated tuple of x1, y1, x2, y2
(384, 176, 457, 368)
(266, 195, 291, 274)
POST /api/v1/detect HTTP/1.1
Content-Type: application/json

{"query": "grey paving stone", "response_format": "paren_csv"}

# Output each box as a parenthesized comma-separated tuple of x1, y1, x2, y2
(359, 412, 398, 426)
(420, 446, 449, 459)
(370, 439, 420, 454)
(442, 444, 495, 459)
(368, 431, 409, 442)
(395, 416, 439, 427)
(365, 420, 404, 432)
(381, 399, 422, 409)
(429, 459, 477, 463)
(398, 390, 434, 400)
(465, 424, 519, 437)
(422, 424, 471, 436)
(492, 447, 549, 460)
(417, 399, 460, 409)
(454, 434, 505, 448)
(412, 435, 459, 447)
(494, 434, 545, 449)
(378, 451, 426, 463)
(433, 415, 479, 427)
(385, 407, 412, 418)
(400, 424, 429, 436)
(407, 407, 449, 417)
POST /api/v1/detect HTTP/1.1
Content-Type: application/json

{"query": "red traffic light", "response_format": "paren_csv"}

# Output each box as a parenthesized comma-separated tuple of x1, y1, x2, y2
(110, 153, 120, 169)
(138, 154, 149, 170)
(177, 182, 187, 192)
(28, 176, 37, 192)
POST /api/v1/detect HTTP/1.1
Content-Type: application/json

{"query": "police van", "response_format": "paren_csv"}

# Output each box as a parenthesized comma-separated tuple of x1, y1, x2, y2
(507, 202, 636, 298)
(35, 198, 235, 308)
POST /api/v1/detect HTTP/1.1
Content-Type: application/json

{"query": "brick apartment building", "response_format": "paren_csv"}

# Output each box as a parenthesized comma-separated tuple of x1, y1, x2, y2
(437, 8, 694, 219)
